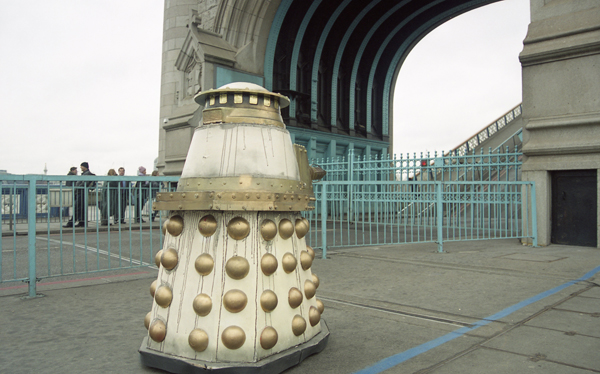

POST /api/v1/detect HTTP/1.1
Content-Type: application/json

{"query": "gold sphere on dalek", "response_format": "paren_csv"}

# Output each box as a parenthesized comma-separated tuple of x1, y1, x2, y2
(139, 82, 328, 374)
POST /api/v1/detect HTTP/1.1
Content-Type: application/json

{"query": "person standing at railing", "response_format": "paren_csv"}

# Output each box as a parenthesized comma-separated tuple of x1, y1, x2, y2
(64, 162, 95, 228)
(117, 167, 130, 224)
(149, 170, 161, 221)
(100, 169, 119, 226)
(62, 166, 77, 222)
(134, 166, 149, 223)
(66, 166, 77, 182)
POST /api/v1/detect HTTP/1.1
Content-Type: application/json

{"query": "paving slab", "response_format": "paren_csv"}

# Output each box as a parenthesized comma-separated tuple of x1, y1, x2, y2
(0, 277, 160, 374)
(525, 309, 600, 338)
(498, 252, 568, 262)
(431, 347, 593, 374)
(482, 325, 600, 371)
(554, 295, 600, 314)
(581, 287, 600, 299)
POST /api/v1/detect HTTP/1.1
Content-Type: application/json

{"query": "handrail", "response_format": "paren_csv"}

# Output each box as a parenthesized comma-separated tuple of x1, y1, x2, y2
(449, 103, 522, 156)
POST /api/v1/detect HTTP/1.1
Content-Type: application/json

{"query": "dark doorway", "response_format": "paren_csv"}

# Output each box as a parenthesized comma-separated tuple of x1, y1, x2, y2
(551, 170, 597, 247)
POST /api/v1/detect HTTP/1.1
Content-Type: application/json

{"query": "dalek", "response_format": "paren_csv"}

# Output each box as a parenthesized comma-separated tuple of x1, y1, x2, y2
(139, 82, 329, 373)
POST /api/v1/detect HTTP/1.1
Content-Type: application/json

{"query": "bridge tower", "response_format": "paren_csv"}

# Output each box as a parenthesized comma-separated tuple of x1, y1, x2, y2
(520, 0, 600, 247)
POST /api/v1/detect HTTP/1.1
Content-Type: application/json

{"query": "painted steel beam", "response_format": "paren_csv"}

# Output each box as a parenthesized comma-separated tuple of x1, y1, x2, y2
(288, 0, 323, 120)
(330, 0, 381, 129)
(365, 0, 443, 137)
(265, 0, 498, 142)
(381, 0, 497, 136)
(348, 1, 411, 133)
(310, 0, 353, 123)
(264, 0, 294, 91)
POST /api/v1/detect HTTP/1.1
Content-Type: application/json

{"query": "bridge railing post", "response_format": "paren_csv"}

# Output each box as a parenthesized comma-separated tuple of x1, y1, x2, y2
(27, 175, 39, 298)
(436, 182, 444, 253)
(321, 182, 328, 259)
(348, 148, 354, 223)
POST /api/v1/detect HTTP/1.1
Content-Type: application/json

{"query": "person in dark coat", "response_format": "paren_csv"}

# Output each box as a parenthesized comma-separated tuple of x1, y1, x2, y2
(117, 167, 130, 224)
(134, 166, 149, 223)
(62, 167, 77, 224)
(100, 169, 119, 225)
(149, 170, 162, 221)
(72, 162, 95, 227)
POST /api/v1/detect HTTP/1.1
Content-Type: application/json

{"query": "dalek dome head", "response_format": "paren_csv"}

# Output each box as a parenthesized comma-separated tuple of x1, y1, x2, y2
(194, 82, 290, 128)
(153, 82, 318, 212)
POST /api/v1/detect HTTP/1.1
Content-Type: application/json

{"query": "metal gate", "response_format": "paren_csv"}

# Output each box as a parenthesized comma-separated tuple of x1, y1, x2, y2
(303, 180, 537, 256)
(302, 148, 535, 256)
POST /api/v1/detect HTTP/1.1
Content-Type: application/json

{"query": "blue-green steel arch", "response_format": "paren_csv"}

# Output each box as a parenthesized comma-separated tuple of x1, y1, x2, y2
(262, 0, 501, 153)
(381, 0, 499, 136)
(310, 0, 353, 123)
(288, 0, 323, 120)
(264, 0, 293, 91)
(364, 0, 443, 135)
(348, 0, 412, 134)
(330, 0, 380, 129)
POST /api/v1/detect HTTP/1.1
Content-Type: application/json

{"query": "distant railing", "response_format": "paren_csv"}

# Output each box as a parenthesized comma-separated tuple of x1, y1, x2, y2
(311, 147, 521, 183)
(1, 176, 179, 226)
(449, 103, 522, 156)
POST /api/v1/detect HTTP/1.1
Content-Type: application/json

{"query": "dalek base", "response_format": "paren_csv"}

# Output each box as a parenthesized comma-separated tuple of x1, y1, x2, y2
(139, 321, 329, 374)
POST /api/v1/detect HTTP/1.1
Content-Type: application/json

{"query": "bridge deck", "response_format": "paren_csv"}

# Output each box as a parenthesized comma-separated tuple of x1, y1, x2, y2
(1, 239, 599, 374)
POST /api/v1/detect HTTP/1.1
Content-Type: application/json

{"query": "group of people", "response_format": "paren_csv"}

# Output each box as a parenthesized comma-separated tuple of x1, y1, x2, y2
(63, 162, 161, 228)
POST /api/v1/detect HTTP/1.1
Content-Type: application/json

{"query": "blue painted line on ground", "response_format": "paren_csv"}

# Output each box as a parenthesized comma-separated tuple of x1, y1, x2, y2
(354, 264, 600, 374)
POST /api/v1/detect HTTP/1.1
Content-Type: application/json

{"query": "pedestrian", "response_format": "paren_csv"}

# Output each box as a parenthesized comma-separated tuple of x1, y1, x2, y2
(134, 166, 149, 223)
(117, 167, 130, 224)
(66, 166, 77, 182)
(63, 167, 77, 225)
(100, 169, 119, 225)
(65, 162, 95, 228)
(150, 170, 161, 221)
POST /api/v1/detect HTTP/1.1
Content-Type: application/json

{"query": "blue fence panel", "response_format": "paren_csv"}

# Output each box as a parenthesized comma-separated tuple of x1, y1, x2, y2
(304, 181, 537, 257)
(316, 147, 521, 183)
(2, 148, 534, 295)
(303, 149, 533, 256)
(1, 174, 179, 297)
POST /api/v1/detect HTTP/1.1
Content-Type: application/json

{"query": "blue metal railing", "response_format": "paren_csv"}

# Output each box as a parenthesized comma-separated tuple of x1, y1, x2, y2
(450, 104, 522, 156)
(2, 151, 536, 297)
(304, 148, 535, 256)
(1, 174, 179, 297)
(304, 180, 537, 257)
(312, 146, 522, 183)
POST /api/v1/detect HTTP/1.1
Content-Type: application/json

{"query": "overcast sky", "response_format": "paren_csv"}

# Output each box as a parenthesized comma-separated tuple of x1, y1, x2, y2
(394, 0, 530, 157)
(0, 0, 529, 175)
(0, 0, 164, 176)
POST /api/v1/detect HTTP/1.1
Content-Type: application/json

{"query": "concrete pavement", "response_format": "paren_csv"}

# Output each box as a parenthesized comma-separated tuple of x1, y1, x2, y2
(1, 239, 599, 373)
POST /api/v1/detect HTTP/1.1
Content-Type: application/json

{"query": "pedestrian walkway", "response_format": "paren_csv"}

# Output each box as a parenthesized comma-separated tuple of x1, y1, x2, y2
(1, 239, 599, 373)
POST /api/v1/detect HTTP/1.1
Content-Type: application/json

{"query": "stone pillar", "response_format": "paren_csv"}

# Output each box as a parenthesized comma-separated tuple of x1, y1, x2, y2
(520, 0, 600, 246)
(157, 0, 203, 175)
